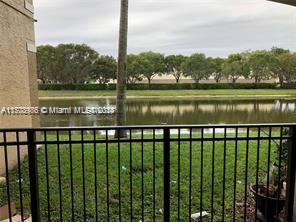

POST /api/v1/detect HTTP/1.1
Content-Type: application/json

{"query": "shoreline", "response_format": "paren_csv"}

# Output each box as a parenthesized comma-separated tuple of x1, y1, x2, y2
(39, 94, 296, 100)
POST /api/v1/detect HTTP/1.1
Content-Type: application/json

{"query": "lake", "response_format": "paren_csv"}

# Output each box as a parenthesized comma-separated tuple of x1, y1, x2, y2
(39, 98, 296, 127)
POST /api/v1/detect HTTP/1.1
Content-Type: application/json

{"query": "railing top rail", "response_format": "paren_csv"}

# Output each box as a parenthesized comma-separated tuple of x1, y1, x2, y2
(0, 123, 296, 132)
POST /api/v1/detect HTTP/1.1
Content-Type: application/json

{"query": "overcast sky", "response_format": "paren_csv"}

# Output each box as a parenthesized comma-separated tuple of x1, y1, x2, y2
(34, 0, 296, 58)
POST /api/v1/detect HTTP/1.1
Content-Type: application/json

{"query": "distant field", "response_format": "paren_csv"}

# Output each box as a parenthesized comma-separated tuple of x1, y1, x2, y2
(39, 89, 296, 99)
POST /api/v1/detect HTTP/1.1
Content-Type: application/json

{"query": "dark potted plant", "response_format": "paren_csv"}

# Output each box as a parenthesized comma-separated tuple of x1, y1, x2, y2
(250, 128, 289, 222)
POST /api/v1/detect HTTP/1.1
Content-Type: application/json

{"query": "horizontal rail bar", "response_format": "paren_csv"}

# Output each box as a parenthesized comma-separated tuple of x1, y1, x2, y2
(1, 123, 296, 131)
(0, 136, 292, 147)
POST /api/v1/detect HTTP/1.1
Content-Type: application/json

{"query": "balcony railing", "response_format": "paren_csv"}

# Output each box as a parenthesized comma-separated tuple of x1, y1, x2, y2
(0, 124, 295, 222)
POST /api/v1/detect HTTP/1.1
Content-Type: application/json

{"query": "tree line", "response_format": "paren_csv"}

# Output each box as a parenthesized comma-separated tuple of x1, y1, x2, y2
(37, 44, 296, 86)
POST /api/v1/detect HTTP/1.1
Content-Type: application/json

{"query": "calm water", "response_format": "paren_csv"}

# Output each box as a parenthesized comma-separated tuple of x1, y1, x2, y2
(39, 98, 296, 127)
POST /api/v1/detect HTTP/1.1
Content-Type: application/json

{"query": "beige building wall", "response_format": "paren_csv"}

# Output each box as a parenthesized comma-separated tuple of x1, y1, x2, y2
(0, 0, 39, 176)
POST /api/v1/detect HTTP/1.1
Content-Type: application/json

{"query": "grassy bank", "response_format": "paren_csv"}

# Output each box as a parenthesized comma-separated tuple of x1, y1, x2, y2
(0, 132, 277, 221)
(39, 89, 296, 99)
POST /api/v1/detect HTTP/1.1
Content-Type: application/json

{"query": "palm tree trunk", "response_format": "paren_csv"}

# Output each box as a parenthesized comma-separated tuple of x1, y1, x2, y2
(115, 0, 128, 138)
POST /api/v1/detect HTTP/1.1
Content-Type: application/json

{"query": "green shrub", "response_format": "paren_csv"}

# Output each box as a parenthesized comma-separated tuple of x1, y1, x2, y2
(39, 84, 108, 90)
(128, 83, 278, 90)
(39, 83, 278, 90)
(282, 83, 296, 89)
(107, 84, 117, 90)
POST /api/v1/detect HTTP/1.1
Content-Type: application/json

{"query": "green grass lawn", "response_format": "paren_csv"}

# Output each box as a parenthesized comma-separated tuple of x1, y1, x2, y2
(39, 89, 296, 99)
(0, 132, 278, 221)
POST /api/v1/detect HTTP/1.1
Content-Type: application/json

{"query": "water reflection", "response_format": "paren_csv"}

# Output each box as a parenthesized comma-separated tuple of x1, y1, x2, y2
(40, 98, 296, 127)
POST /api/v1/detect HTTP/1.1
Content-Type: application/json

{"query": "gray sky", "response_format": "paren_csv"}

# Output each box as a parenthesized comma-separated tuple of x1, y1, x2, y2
(34, 0, 296, 58)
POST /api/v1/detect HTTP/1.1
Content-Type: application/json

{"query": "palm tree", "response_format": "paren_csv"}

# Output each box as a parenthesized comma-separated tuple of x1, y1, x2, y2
(115, 0, 128, 137)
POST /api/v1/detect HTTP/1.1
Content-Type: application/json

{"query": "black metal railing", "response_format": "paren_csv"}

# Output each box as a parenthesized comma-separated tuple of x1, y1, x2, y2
(0, 124, 295, 222)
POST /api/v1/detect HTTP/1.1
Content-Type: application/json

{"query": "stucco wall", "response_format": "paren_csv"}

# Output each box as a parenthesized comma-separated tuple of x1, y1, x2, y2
(0, 0, 39, 176)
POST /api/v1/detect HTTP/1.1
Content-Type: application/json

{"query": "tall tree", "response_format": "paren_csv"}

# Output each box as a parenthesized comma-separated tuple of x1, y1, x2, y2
(127, 54, 143, 83)
(278, 52, 296, 83)
(248, 50, 276, 83)
(137, 51, 166, 86)
(208, 57, 224, 83)
(116, 0, 129, 137)
(271, 47, 289, 56)
(54, 44, 72, 83)
(37, 45, 57, 83)
(53, 44, 98, 84)
(222, 53, 249, 83)
(165, 55, 186, 83)
(37, 44, 87, 84)
(181, 53, 213, 83)
(67, 44, 98, 84)
(222, 61, 242, 83)
(90, 55, 117, 84)
(271, 47, 290, 86)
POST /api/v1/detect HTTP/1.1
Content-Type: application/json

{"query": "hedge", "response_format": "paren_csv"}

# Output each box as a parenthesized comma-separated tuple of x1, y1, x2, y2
(282, 83, 296, 89)
(38, 84, 108, 90)
(126, 83, 278, 90)
(39, 83, 279, 91)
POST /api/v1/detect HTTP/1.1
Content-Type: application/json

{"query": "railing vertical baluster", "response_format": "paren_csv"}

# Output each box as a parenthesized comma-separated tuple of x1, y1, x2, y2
(163, 128, 170, 222)
(130, 129, 133, 222)
(189, 128, 192, 221)
(94, 130, 98, 222)
(254, 127, 261, 221)
(106, 130, 110, 222)
(81, 130, 86, 221)
(244, 128, 250, 221)
(44, 131, 51, 222)
(211, 128, 215, 222)
(3, 132, 12, 222)
(177, 128, 181, 221)
(233, 127, 238, 222)
(276, 127, 283, 218)
(200, 128, 204, 222)
(222, 127, 227, 221)
(57, 131, 63, 221)
(141, 129, 144, 222)
(27, 129, 40, 222)
(265, 127, 272, 222)
(16, 132, 24, 222)
(117, 130, 122, 222)
(285, 126, 296, 222)
(68, 130, 74, 221)
(153, 129, 156, 222)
